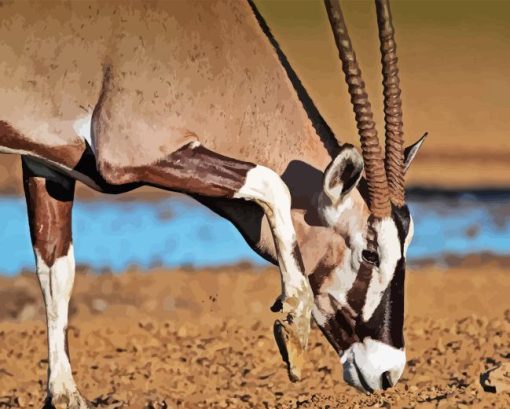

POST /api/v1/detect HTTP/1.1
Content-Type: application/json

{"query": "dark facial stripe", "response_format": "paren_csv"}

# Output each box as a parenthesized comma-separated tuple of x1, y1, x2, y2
(316, 212, 410, 353)
(346, 216, 378, 313)
(360, 256, 405, 348)
(320, 305, 358, 352)
(309, 258, 335, 294)
(348, 214, 407, 348)
(347, 261, 373, 314)
(320, 217, 379, 351)
(389, 257, 406, 347)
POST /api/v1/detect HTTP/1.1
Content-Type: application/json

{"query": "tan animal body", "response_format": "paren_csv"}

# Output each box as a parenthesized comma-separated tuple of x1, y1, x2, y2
(0, 0, 425, 407)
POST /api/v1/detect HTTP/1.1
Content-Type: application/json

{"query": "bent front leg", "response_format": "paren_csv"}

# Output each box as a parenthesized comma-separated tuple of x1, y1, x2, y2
(22, 158, 89, 409)
(235, 166, 313, 380)
(100, 141, 313, 380)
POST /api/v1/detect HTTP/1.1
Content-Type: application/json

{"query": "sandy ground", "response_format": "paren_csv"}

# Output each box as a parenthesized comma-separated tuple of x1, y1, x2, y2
(0, 263, 509, 408)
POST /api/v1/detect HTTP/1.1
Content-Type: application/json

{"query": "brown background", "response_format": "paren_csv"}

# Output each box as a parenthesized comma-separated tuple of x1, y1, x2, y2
(257, 0, 510, 188)
(1, 0, 509, 195)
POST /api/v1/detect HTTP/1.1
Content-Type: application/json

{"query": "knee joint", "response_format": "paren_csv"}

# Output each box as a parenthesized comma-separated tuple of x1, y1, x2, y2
(235, 165, 291, 210)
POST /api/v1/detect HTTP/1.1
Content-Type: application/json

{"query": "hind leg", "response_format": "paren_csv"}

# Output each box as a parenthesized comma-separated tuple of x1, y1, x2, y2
(22, 158, 90, 409)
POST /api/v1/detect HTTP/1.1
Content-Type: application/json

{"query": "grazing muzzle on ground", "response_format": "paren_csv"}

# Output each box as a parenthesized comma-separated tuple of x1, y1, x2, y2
(341, 338, 406, 393)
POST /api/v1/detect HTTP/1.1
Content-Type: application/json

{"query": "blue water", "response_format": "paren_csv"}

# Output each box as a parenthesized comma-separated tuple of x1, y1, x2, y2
(0, 198, 266, 275)
(0, 195, 509, 275)
(410, 196, 510, 259)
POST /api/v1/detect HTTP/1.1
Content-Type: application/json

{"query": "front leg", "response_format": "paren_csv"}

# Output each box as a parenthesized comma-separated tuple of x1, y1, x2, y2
(235, 166, 313, 380)
(22, 158, 90, 409)
(99, 141, 314, 381)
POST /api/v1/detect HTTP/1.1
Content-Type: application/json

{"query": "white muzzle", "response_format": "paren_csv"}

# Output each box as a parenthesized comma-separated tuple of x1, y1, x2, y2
(341, 338, 406, 393)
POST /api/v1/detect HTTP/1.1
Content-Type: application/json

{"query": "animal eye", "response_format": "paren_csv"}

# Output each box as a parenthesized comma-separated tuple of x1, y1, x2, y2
(362, 250, 379, 266)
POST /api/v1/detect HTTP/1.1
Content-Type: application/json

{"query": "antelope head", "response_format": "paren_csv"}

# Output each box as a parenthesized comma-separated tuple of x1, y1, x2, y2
(301, 0, 426, 392)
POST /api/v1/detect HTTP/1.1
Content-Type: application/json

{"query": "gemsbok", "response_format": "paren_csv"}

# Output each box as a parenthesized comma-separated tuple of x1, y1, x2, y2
(0, 0, 426, 406)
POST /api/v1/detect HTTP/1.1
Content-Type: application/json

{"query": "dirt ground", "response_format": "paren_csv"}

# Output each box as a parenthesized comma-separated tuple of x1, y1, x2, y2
(0, 262, 508, 408)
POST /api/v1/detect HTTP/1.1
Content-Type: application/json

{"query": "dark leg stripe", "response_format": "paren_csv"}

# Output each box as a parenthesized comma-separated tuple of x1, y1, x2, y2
(22, 159, 75, 267)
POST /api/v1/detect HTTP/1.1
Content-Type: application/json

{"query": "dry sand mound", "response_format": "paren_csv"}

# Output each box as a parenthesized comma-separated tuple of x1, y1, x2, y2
(0, 264, 509, 408)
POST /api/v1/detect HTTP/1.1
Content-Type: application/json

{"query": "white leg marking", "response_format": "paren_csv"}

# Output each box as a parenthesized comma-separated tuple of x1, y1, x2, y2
(35, 245, 78, 398)
(234, 166, 309, 299)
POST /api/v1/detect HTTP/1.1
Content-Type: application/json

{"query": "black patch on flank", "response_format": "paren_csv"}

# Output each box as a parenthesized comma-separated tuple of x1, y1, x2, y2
(73, 143, 142, 194)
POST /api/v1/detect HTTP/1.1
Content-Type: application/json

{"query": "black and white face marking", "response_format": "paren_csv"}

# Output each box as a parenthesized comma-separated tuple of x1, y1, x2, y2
(312, 203, 414, 393)
(341, 212, 409, 392)
(310, 143, 424, 392)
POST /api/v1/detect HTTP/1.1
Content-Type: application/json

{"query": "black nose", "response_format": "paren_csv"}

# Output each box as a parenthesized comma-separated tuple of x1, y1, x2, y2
(381, 371, 393, 390)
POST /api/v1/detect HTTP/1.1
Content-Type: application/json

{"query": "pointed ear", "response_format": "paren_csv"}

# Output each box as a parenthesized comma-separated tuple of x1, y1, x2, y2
(404, 132, 427, 173)
(323, 144, 364, 205)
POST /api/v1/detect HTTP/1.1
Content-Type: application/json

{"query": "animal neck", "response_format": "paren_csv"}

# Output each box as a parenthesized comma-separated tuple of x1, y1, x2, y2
(191, 1, 348, 267)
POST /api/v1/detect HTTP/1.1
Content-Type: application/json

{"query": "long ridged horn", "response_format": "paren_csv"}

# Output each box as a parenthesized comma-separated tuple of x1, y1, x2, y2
(376, 0, 405, 207)
(324, 0, 391, 218)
